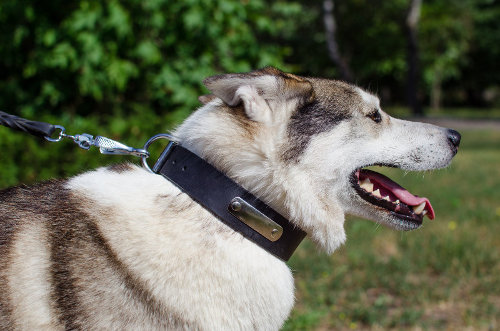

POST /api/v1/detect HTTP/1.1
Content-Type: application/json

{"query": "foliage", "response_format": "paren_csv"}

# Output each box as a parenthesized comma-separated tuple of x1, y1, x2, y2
(1, 0, 499, 121)
(462, 0, 500, 106)
(420, 0, 474, 108)
(285, 0, 409, 101)
(285, 0, 499, 108)
(0, 0, 307, 185)
(0, 0, 301, 121)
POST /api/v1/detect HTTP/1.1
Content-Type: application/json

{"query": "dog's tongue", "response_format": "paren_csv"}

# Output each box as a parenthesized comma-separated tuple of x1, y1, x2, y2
(360, 170, 435, 219)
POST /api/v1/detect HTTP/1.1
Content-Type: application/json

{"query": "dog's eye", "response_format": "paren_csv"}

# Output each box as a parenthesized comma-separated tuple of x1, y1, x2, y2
(367, 109, 382, 123)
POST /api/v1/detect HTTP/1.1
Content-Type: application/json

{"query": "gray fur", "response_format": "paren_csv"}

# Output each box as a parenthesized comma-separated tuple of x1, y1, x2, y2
(283, 78, 365, 161)
(107, 163, 135, 173)
(284, 100, 351, 161)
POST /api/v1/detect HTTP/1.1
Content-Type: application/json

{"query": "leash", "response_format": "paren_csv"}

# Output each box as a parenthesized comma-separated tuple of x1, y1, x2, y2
(0, 110, 305, 261)
(0, 110, 151, 159)
(0, 110, 56, 138)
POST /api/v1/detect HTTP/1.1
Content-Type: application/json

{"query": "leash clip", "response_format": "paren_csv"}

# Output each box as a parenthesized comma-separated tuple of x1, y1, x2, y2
(45, 126, 149, 158)
(93, 135, 149, 158)
(73, 133, 94, 150)
(1, 110, 152, 160)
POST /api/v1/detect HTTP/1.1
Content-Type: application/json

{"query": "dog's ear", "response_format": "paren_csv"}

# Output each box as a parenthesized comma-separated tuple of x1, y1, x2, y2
(203, 67, 313, 123)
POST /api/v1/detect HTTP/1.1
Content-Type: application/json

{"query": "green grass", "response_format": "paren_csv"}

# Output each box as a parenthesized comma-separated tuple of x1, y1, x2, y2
(284, 129, 500, 330)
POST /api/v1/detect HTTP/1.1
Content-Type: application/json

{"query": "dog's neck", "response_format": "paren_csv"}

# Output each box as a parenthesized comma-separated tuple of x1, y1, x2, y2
(173, 102, 347, 254)
(174, 104, 287, 214)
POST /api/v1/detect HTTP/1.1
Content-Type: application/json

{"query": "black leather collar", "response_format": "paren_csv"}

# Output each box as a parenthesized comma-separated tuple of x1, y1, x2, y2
(152, 143, 306, 261)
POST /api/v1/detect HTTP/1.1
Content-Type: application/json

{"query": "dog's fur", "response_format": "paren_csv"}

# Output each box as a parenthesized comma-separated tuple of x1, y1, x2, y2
(0, 67, 459, 330)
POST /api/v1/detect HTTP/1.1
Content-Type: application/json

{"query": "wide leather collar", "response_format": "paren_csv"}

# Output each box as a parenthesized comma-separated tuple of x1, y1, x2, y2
(152, 142, 306, 261)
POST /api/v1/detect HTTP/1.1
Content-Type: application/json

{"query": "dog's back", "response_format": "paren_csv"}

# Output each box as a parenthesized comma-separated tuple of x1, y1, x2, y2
(0, 180, 171, 330)
(0, 181, 67, 330)
(0, 165, 294, 330)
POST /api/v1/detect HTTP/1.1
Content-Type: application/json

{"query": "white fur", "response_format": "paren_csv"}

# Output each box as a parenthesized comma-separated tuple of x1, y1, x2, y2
(8, 222, 62, 330)
(67, 167, 294, 330)
(233, 85, 273, 123)
(357, 87, 380, 107)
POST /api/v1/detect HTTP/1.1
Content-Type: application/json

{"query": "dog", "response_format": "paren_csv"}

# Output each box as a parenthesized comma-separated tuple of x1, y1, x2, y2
(0, 67, 460, 330)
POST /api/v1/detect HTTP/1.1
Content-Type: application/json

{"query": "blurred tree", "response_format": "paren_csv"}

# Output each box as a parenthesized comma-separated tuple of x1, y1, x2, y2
(322, 0, 353, 82)
(461, 0, 500, 107)
(284, 0, 498, 109)
(287, 0, 409, 105)
(405, 0, 423, 116)
(420, 0, 474, 110)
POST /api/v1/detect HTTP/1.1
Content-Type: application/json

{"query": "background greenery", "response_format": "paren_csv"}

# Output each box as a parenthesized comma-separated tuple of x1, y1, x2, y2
(0, 0, 499, 329)
(1, 0, 498, 185)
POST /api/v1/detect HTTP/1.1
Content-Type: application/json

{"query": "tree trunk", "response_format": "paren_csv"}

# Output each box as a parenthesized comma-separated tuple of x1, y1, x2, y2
(406, 0, 423, 116)
(323, 0, 354, 83)
(430, 69, 442, 110)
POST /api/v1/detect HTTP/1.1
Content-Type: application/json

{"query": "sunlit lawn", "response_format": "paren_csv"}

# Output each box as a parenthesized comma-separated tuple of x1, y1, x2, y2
(284, 129, 500, 330)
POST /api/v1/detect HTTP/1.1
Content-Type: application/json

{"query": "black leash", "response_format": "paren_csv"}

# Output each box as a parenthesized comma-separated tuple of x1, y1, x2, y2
(0, 110, 56, 138)
(0, 110, 149, 156)
(1, 110, 306, 261)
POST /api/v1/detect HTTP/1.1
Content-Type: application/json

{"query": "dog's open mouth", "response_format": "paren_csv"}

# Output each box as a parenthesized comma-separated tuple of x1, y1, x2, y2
(351, 168, 435, 225)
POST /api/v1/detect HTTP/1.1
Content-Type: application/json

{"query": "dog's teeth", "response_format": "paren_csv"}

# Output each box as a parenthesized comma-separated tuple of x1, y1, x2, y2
(372, 189, 382, 198)
(383, 195, 391, 201)
(413, 202, 426, 214)
(360, 179, 374, 192)
(360, 178, 371, 184)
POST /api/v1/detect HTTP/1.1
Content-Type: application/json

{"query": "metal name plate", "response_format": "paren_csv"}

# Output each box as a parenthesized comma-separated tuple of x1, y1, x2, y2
(228, 197, 284, 242)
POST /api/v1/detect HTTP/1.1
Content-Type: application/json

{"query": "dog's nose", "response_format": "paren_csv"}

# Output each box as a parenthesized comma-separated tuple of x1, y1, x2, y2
(447, 129, 461, 151)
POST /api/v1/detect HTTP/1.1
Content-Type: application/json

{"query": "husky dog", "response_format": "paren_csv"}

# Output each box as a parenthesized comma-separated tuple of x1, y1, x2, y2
(0, 67, 460, 330)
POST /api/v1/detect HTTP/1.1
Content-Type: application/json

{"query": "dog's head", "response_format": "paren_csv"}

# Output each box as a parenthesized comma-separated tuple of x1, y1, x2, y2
(176, 67, 460, 253)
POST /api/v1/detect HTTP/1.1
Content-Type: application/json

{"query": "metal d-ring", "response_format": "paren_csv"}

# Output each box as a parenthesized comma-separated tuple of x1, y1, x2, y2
(141, 133, 178, 173)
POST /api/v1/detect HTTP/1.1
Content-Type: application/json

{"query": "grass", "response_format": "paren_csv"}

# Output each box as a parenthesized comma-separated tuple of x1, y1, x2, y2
(283, 129, 500, 330)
